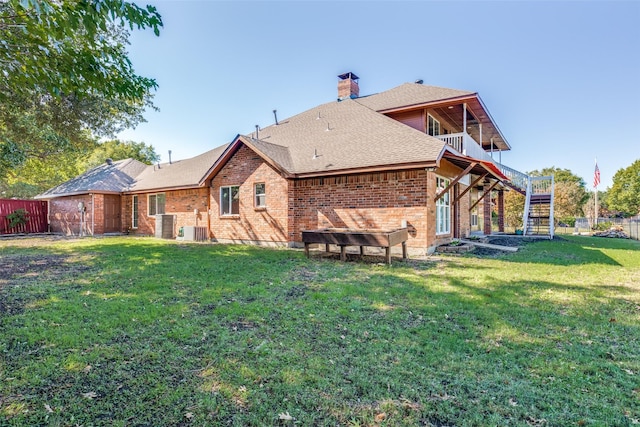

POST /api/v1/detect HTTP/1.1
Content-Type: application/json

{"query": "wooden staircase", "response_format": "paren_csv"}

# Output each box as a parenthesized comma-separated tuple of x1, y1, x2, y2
(497, 164, 554, 238)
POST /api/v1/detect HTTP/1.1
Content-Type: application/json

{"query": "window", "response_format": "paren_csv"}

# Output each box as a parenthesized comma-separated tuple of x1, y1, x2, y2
(428, 114, 440, 136)
(220, 186, 240, 215)
(254, 183, 266, 208)
(471, 212, 478, 227)
(148, 193, 166, 216)
(132, 195, 139, 228)
(435, 176, 450, 235)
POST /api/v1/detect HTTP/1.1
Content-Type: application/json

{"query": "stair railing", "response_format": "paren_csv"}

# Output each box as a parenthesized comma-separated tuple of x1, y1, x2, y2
(522, 176, 532, 235)
(549, 175, 555, 239)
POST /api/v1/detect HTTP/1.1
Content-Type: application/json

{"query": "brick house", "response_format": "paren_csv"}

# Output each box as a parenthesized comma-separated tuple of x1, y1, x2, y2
(39, 73, 541, 253)
(36, 146, 228, 237)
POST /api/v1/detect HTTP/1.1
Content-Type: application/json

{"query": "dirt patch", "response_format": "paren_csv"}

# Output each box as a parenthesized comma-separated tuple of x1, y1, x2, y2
(0, 253, 95, 316)
(0, 253, 93, 285)
(468, 236, 562, 258)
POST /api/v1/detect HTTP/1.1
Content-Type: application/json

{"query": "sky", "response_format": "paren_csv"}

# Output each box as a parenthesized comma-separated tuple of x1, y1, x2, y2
(118, 0, 640, 190)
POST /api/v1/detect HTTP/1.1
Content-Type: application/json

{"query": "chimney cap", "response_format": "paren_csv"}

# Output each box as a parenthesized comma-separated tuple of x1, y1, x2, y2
(338, 72, 359, 81)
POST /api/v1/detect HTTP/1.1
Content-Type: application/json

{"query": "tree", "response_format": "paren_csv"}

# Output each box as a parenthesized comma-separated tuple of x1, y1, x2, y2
(79, 139, 160, 171)
(1, 139, 159, 199)
(0, 0, 162, 101)
(529, 166, 587, 188)
(0, 0, 162, 181)
(503, 190, 525, 229)
(554, 181, 587, 222)
(607, 160, 640, 217)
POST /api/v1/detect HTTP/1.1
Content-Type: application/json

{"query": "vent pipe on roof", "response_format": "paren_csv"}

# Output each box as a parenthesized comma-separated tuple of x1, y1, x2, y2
(415, 79, 423, 84)
(105, 158, 113, 165)
(255, 125, 259, 139)
(273, 109, 279, 125)
(168, 150, 172, 164)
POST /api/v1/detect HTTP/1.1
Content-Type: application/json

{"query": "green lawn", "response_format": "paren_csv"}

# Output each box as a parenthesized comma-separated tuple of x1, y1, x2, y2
(1, 235, 638, 426)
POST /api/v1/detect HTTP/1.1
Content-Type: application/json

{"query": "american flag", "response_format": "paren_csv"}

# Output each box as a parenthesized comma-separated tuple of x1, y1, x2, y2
(593, 162, 600, 188)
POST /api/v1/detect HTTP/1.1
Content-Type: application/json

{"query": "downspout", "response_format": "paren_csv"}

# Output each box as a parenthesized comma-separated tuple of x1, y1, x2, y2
(207, 182, 212, 239)
(91, 193, 95, 236)
(46, 199, 51, 232)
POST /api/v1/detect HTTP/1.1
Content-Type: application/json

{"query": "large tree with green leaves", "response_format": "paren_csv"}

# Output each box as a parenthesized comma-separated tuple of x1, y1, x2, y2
(1, 139, 159, 198)
(79, 139, 160, 171)
(607, 160, 640, 217)
(0, 0, 162, 185)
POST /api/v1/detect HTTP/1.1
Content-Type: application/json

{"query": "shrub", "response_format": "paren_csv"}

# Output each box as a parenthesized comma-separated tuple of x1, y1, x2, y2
(7, 208, 29, 229)
(593, 221, 613, 231)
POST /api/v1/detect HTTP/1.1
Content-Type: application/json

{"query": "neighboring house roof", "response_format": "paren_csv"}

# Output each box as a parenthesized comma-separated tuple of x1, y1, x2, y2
(128, 144, 229, 192)
(355, 83, 475, 112)
(35, 158, 148, 199)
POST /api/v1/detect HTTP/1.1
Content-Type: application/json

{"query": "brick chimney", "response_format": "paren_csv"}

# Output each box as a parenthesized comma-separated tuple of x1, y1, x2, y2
(337, 72, 359, 100)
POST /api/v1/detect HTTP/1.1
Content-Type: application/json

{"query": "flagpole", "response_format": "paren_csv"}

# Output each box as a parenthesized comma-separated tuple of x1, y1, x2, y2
(595, 186, 598, 227)
(594, 158, 599, 227)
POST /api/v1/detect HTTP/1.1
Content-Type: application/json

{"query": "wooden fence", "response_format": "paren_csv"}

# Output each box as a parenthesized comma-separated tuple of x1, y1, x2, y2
(0, 199, 48, 234)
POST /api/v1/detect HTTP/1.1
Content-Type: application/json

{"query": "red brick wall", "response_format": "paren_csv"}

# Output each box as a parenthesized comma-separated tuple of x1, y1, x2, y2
(207, 145, 473, 253)
(125, 188, 210, 237)
(49, 195, 93, 235)
(210, 144, 289, 244)
(92, 194, 104, 234)
(291, 170, 430, 249)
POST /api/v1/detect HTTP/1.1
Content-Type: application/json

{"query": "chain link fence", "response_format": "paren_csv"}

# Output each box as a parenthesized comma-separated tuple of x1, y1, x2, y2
(556, 217, 639, 240)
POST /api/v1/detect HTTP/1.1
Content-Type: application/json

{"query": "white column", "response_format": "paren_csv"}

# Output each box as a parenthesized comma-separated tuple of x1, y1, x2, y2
(463, 103, 467, 133)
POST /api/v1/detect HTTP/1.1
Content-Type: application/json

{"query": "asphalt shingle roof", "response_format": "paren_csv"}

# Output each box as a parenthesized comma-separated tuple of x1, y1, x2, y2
(355, 83, 475, 111)
(37, 145, 230, 198)
(129, 144, 229, 192)
(242, 98, 446, 176)
(39, 80, 508, 198)
(35, 158, 147, 199)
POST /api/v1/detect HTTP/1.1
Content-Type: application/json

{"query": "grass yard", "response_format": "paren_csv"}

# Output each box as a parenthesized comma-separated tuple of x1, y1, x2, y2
(0, 235, 639, 426)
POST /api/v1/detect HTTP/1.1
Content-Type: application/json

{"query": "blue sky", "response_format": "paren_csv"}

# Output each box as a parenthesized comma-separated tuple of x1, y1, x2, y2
(118, 0, 640, 190)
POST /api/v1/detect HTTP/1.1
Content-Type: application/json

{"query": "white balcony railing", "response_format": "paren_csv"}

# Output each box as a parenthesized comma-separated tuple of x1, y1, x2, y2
(496, 162, 529, 191)
(436, 132, 493, 163)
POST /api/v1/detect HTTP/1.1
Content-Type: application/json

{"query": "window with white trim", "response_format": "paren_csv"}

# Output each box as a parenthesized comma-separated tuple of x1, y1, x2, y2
(428, 114, 441, 136)
(254, 183, 266, 208)
(132, 195, 139, 228)
(148, 193, 165, 216)
(436, 176, 450, 235)
(220, 186, 240, 215)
